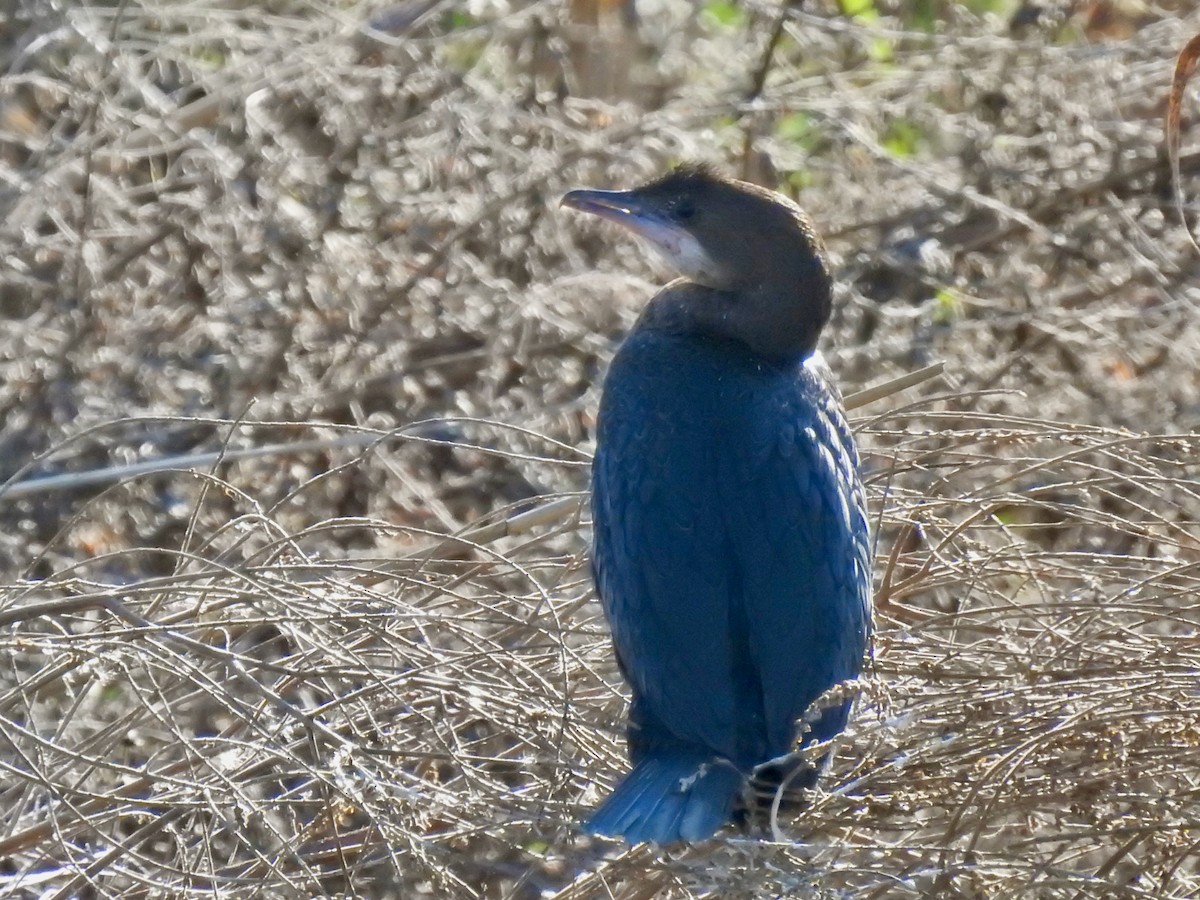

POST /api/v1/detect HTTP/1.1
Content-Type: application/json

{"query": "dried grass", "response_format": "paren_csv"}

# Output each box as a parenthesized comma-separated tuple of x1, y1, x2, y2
(1, 1, 1199, 897)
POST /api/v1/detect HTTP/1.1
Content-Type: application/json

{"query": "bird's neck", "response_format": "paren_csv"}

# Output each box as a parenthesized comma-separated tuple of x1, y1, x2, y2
(639, 277, 831, 366)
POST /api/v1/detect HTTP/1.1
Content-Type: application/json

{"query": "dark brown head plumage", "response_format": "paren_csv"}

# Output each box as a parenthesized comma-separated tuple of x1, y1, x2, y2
(563, 164, 832, 362)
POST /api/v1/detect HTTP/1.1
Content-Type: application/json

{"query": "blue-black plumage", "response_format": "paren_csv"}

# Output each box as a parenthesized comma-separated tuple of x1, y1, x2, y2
(563, 165, 872, 845)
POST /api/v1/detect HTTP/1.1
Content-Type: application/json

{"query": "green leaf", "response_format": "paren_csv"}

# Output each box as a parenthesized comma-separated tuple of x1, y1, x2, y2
(991, 506, 1021, 526)
(868, 36, 894, 62)
(776, 112, 815, 148)
(442, 11, 476, 30)
(839, 0, 876, 16)
(882, 119, 923, 158)
(931, 288, 962, 326)
(965, 0, 1017, 14)
(787, 169, 815, 191)
(703, 0, 745, 28)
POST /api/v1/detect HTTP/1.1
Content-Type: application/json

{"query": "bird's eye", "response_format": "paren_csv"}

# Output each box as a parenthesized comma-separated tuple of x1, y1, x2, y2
(674, 200, 696, 221)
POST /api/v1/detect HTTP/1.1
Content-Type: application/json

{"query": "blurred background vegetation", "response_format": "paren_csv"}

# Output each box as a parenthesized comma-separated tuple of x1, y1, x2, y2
(1, 0, 1198, 896)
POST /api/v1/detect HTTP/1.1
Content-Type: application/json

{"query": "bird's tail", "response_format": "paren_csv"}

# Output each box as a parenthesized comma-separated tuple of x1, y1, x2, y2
(585, 752, 743, 844)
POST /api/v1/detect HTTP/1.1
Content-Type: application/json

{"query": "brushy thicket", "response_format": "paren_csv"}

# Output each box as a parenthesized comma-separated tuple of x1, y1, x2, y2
(2, 0, 1199, 897)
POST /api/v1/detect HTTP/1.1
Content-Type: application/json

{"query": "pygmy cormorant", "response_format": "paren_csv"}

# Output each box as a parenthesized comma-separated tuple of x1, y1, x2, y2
(562, 165, 873, 844)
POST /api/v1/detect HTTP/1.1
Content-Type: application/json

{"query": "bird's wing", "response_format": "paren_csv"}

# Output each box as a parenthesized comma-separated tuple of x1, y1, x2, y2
(717, 364, 873, 758)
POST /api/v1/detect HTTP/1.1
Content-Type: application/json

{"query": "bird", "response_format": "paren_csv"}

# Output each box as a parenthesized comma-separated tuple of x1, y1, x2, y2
(561, 164, 873, 845)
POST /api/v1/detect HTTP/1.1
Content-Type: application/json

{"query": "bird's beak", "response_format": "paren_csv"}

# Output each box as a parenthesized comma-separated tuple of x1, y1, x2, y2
(561, 188, 725, 286)
(561, 189, 658, 234)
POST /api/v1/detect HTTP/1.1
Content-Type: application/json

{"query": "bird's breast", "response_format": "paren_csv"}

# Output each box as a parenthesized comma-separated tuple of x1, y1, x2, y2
(598, 330, 837, 462)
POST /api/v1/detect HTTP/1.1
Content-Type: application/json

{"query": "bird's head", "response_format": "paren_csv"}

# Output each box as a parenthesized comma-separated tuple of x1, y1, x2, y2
(562, 164, 827, 291)
(562, 164, 833, 361)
